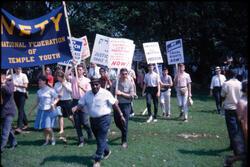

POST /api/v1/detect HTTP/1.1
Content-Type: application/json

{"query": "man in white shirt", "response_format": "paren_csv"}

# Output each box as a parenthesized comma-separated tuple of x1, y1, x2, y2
(142, 64, 161, 123)
(72, 77, 125, 167)
(174, 63, 192, 122)
(221, 69, 245, 159)
(210, 66, 226, 114)
(12, 67, 29, 133)
(87, 63, 101, 79)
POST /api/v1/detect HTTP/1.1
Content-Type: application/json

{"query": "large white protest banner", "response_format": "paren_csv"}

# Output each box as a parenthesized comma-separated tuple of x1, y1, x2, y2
(108, 38, 135, 69)
(143, 42, 163, 64)
(166, 39, 184, 65)
(80, 36, 91, 60)
(90, 34, 109, 66)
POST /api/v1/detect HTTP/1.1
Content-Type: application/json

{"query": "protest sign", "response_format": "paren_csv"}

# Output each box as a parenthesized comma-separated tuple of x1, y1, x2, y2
(133, 49, 145, 62)
(80, 36, 90, 60)
(58, 59, 73, 67)
(143, 42, 163, 64)
(90, 34, 109, 66)
(108, 38, 135, 69)
(1, 6, 72, 69)
(165, 39, 184, 65)
(68, 37, 84, 65)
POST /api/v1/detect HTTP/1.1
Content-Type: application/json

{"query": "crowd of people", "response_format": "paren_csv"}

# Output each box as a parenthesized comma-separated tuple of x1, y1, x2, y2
(1, 60, 248, 167)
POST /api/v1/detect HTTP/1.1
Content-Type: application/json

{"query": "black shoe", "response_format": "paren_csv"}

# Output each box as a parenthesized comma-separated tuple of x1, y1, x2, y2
(103, 150, 112, 160)
(179, 112, 184, 118)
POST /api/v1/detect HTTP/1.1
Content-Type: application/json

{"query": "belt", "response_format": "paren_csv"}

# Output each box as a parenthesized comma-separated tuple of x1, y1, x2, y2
(91, 114, 110, 119)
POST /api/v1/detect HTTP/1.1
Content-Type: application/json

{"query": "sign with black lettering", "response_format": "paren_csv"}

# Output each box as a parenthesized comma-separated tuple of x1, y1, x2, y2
(165, 39, 184, 65)
(143, 42, 163, 64)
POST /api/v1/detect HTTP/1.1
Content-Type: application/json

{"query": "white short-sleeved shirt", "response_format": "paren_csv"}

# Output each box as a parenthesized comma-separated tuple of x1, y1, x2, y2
(221, 78, 242, 110)
(12, 73, 29, 93)
(88, 66, 101, 78)
(175, 72, 191, 87)
(210, 74, 226, 89)
(54, 81, 72, 100)
(78, 88, 116, 118)
(144, 72, 160, 87)
(37, 86, 58, 110)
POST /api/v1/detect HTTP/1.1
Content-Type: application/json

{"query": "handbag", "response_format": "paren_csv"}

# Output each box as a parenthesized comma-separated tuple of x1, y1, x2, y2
(179, 87, 187, 96)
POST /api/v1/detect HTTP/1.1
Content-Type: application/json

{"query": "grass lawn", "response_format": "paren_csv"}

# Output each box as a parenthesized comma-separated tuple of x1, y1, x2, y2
(1, 88, 242, 167)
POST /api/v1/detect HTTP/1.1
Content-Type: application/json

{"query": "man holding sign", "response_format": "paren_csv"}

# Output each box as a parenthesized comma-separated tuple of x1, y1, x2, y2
(142, 64, 161, 123)
(142, 42, 163, 123)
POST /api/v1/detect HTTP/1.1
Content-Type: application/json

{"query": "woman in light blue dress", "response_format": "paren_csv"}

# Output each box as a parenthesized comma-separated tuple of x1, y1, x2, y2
(29, 75, 59, 145)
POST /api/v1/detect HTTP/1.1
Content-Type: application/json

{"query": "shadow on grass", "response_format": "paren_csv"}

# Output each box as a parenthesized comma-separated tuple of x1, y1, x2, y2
(199, 109, 219, 114)
(178, 147, 231, 156)
(18, 139, 45, 146)
(40, 155, 93, 166)
(129, 115, 147, 123)
(57, 136, 96, 146)
(108, 137, 121, 146)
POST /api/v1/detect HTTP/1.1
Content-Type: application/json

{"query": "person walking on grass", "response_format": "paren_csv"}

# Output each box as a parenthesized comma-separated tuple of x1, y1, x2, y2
(128, 68, 137, 117)
(111, 68, 135, 149)
(160, 67, 173, 118)
(54, 71, 74, 141)
(65, 64, 93, 147)
(173, 63, 192, 122)
(1, 70, 18, 153)
(221, 70, 246, 167)
(142, 64, 161, 123)
(72, 77, 125, 167)
(12, 67, 29, 133)
(210, 66, 226, 115)
(223, 80, 248, 167)
(29, 75, 59, 146)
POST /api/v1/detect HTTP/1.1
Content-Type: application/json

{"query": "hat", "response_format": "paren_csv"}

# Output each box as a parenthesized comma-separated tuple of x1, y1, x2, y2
(90, 77, 100, 83)
(215, 66, 221, 71)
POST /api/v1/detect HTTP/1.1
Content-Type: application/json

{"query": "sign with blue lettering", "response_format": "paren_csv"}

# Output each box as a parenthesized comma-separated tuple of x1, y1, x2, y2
(1, 6, 72, 69)
(69, 37, 83, 65)
(165, 39, 184, 65)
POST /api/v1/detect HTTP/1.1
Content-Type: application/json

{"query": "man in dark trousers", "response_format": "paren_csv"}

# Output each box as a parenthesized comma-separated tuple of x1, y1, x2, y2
(111, 68, 135, 148)
(72, 77, 125, 167)
(1, 69, 18, 152)
(142, 64, 161, 123)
